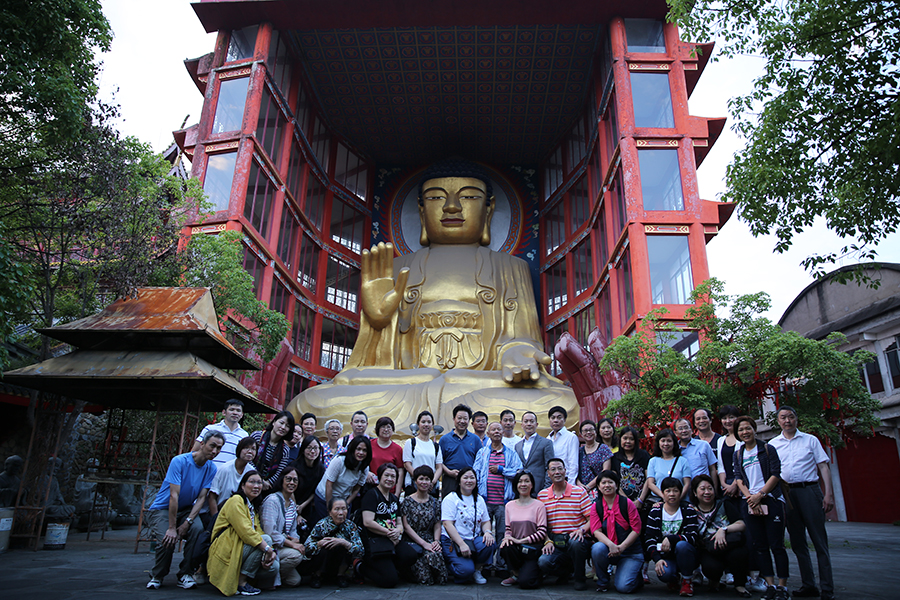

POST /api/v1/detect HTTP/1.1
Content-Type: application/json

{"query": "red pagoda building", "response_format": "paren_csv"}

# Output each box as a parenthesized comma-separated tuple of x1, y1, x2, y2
(174, 0, 732, 412)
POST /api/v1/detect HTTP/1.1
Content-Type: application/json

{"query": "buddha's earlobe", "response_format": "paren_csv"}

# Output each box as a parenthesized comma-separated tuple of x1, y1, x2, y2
(480, 199, 495, 246)
(419, 205, 430, 246)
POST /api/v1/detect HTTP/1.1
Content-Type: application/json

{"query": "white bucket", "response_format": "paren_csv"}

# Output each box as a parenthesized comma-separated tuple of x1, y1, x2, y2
(43, 521, 70, 550)
(0, 508, 14, 553)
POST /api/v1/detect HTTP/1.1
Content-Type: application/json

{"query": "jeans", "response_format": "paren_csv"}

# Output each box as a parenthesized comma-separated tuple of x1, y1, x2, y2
(591, 542, 644, 593)
(655, 540, 698, 583)
(787, 484, 833, 593)
(441, 534, 496, 583)
(486, 503, 505, 567)
(742, 497, 789, 580)
(537, 535, 592, 583)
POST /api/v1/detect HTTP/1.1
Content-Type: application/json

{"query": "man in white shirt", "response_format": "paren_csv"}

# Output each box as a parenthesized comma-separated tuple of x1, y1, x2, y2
(499, 409, 523, 451)
(674, 418, 718, 480)
(192, 399, 248, 466)
(768, 406, 835, 600)
(515, 411, 555, 492)
(547, 406, 578, 479)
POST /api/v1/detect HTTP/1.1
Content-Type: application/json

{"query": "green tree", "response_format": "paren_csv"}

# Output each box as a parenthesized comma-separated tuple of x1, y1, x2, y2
(667, 0, 900, 279)
(601, 279, 880, 447)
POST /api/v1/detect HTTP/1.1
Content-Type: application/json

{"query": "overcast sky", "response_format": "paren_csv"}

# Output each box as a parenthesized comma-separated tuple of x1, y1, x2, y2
(96, 0, 900, 324)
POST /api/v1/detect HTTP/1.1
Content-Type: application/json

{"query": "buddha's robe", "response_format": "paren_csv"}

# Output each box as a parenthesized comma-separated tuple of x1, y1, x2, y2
(288, 246, 578, 435)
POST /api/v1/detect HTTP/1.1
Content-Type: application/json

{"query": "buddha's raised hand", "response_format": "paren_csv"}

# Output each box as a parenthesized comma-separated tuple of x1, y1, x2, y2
(359, 242, 410, 330)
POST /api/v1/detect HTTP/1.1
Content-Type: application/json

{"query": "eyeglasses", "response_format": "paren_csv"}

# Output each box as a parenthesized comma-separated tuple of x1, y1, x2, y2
(283, 476, 299, 482)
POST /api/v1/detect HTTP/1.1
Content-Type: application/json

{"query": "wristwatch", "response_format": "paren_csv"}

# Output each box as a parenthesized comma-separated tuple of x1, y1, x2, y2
(185, 517, 194, 525)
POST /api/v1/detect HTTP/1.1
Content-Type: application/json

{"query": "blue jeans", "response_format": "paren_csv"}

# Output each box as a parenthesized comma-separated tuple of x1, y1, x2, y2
(591, 542, 643, 593)
(655, 540, 697, 583)
(441, 535, 496, 583)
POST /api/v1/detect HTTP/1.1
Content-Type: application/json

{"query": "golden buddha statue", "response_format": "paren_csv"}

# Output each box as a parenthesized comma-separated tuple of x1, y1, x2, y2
(287, 160, 579, 435)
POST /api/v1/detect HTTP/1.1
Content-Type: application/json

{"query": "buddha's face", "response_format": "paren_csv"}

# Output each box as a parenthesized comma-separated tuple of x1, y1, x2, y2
(419, 177, 493, 245)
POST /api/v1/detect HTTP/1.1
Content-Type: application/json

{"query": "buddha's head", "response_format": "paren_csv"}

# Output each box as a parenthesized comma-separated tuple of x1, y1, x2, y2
(417, 159, 495, 246)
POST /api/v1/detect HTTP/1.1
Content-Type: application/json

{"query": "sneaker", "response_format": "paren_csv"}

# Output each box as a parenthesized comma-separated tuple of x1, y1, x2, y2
(722, 573, 734, 586)
(775, 586, 791, 600)
(691, 568, 704, 585)
(680, 579, 694, 597)
(642, 562, 651, 585)
(146, 578, 161, 589)
(765, 585, 777, 600)
(501, 576, 517, 587)
(237, 583, 261, 596)
(747, 577, 769, 593)
(596, 584, 609, 593)
(473, 570, 488, 585)
(177, 574, 197, 590)
(794, 586, 821, 597)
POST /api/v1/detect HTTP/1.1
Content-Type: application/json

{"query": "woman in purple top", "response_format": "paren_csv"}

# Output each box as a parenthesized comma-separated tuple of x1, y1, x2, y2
(576, 420, 613, 496)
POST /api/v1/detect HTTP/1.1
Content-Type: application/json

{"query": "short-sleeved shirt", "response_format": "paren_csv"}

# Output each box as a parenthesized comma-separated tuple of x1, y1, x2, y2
(195, 421, 248, 466)
(361, 488, 400, 529)
(315, 455, 368, 501)
(370, 441, 404, 483)
(741, 446, 765, 494)
(402, 437, 443, 486)
(439, 430, 482, 472)
(149, 453, 217, 511)
(209, 458, 252, 510)
(661, 507, 683, 536)
(441, 492, 489, 540)
(647, 456, 691, 502)
(501, 434, 523, 452)
(768, 430, 829, 484)
(538, 482, 591, 535)
(679, 438, 717, 478)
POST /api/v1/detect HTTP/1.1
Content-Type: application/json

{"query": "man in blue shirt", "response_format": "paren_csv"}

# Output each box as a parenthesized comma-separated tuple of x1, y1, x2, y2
(439, 404, 481, 497)
(674, 418, 718, 479)
(146, 431, 223, 590)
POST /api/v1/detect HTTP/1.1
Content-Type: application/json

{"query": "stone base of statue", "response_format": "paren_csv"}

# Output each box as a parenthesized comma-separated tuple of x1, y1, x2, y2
(287, 366, 578, 437)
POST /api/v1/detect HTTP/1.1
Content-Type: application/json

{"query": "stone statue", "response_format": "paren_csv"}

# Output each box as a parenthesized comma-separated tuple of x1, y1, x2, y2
(41, 457, 75, 521)
(288, 160, 579, 434)
(0, 454, 24, 507)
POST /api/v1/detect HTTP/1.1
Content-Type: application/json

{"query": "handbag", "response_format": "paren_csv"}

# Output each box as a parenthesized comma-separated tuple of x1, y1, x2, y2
(368, 535, 396, 558)
(705, 530, 745, 553)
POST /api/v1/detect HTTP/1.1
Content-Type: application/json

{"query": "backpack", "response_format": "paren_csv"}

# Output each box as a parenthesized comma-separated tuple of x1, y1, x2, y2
(409, 437, 440, 458)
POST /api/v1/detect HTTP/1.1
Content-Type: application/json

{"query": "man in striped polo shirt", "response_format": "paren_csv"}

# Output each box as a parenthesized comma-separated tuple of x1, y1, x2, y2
(474, 422, 523, 570)
(192, 399, 248, 466)
(537, 457, 592, 590)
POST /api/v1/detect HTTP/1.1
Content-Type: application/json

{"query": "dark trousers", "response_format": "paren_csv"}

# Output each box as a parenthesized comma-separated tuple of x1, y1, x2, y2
(441, 475, 459, 498)
(361, 541, 420, 588)
(787, 485, 833, 594)
(501, 544, 542, 589)
(742, 497, 789, 580)
(698, 544, 749, 588)
(537, 536, 592, 583)
(308, 546, 349, 582)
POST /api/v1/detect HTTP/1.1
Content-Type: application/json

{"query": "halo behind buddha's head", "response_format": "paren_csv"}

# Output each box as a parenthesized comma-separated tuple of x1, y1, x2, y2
(417, 158, 494, 206)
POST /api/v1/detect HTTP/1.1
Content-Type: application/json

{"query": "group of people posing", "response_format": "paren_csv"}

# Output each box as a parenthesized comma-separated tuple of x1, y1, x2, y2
(144, 400, 836, 600)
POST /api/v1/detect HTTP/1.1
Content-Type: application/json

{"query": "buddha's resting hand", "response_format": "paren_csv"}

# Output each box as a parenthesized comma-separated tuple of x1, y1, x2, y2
(360, 242, 410, 330)
(500, 343, 552, 384)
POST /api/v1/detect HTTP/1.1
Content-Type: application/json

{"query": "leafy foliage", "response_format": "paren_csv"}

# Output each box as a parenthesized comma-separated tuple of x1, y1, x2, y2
(600, 279, 880, 447)
(667, 0, 900, 279)
(179, 230, 290, 363)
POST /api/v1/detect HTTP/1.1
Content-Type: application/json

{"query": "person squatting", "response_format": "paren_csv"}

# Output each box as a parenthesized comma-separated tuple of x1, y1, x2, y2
(146, 402, 835, 600)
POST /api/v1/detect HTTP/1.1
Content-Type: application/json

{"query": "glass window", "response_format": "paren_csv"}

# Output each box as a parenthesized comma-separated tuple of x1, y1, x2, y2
(599, 283, 612, 346)
(546, 322, 568, 377)
(212, 77, 249, 134)
(565, 116, 587, 174)
(204, 152, 237, 212)
(603, 91, 619, 162)
(277, 203, 300, 270)
(544, 200, 565, 255)
(857, 352, 885, 394)
(311, 115, 330, 171)
(572, 240, 593, 297)
(886, 339, 900, 390)
(286, 139, 305, 202)
(570, 175, 591, 231)
(292, 301, 314, 362)
(320, 317, 357, 371)
(242, 246, 266, 299)
(269, 279, 290, 316)
(658, 330, 700, 360)
(610, 168, 628, 232)
(227, 25, 259, 62)
(266, 30, 293, 94)
(648, 236, 694, 305)
(333, 142, 368, 201)
(639, 150, 683, 211)
(617, 247, 634, 325)
(304, 175, 326, 231)
(286, 371, 311, 401)
(330, 197, 364, 253)
(546, 261, 567, 314)
(325, 255, 360, 312)
(631, 73, 674, 129)
(624, 19, 665, 53)
(243, 159, 277, 239)
(297, 233, 319, 293)
(256, 85, 287, 166)
(543, 146, 563, 198)
(295, 85, 310, 139)
(574, 305, 596, 345)
(594, 201, 609, 269)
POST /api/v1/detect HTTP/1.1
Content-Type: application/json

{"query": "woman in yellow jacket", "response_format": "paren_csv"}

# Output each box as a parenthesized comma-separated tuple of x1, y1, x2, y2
(209, 470, 279, 596)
